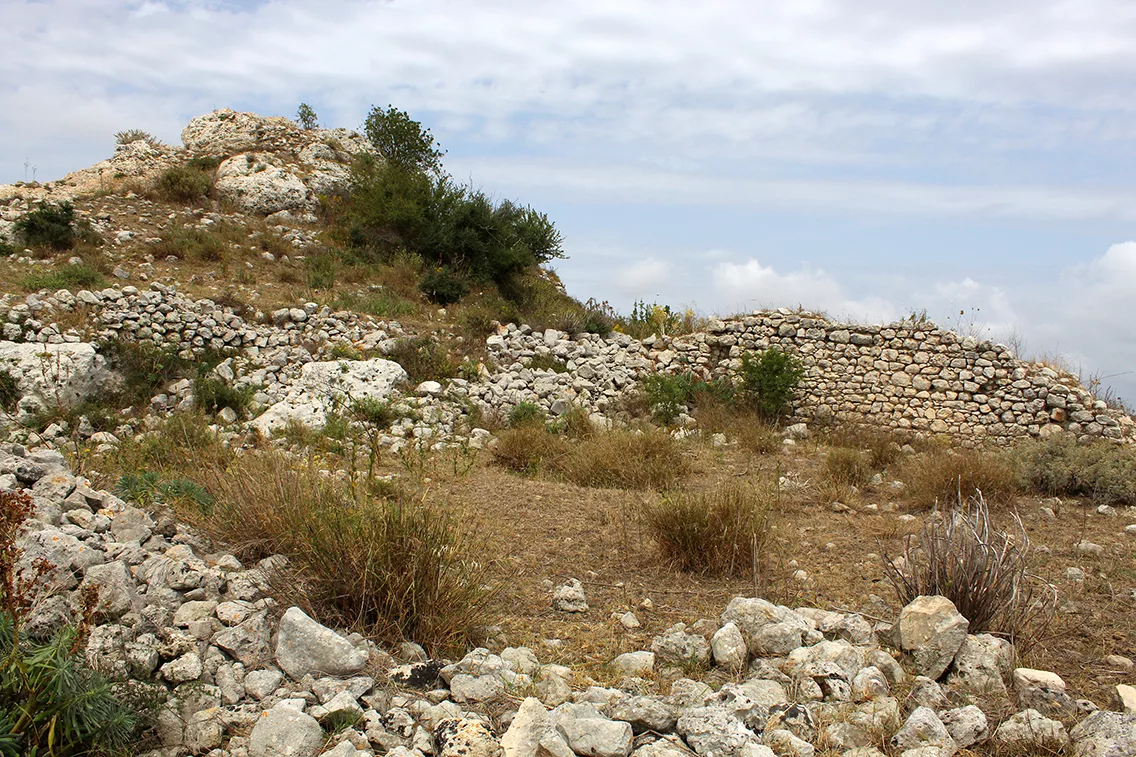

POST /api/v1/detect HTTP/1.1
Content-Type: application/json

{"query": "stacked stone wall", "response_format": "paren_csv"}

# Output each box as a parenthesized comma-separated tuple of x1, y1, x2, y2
(661, 310, 1134, 445)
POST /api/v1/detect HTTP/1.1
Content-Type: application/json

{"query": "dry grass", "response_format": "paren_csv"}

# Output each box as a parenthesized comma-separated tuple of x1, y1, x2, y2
(492, 426, 689, 491)
(643, 481, 778, 577)
(821, 423, 907, 470)
(557, 429, 689, 490)
(193, 452, 496, 652)
(898, 447, 1019, 509)
(823, 447, 872, 488)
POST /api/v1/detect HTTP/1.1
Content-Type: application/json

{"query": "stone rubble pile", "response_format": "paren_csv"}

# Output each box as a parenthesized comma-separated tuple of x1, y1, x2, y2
(6, 448, 1135, 757)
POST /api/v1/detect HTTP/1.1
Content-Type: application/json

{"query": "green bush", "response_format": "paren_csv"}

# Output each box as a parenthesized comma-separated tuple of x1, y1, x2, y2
(508, 402, 546, 427)
(345, 146, 564, 298)
(419, 266, 469, 305)
(150, 227, 227, 262)
(1016, 436, 1136, 505)
(363, 104, 446, 176)
(296, 103, 319, 130)
(0, 241, 16, 257)
(0, 371, 18, 412)
(641, 371, 735, 425)
(20, 263, 105, 292)
(14, 202, 78, 251)
(349, 397, 398, 428)
(644, 482, 776, 575)
(155, 165, 214, 203)
(304, 250, 337, 290)
(738, 348, 804, 420)
(0, 490, 140, 755)
(114, 471, 214, 511)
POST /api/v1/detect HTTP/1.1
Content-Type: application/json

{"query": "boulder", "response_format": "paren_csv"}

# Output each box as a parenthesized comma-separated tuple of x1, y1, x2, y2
(275, 607, 368, 680)
(1013, 668, 1076, 717)
(251, 358, 407, 434)
(1070, 711, 1136, 757)
(248, 705, 324, 757)
(895, 596, 969, 680)
(0, 341, 114, 417)
(435, 717, 502, 757)
(993, 709, 1069, 751)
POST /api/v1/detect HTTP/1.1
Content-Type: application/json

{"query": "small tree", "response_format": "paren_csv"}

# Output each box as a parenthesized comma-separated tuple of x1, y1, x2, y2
(363, 104, 446, 176)
(738, 348, 804, 420)
(296, 103, 319, 130)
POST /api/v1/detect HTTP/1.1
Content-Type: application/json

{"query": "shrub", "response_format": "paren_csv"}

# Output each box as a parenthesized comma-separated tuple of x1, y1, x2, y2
(1015, 436, 1136, 505)
(296, 103, 319, 130)
(20, 263, 105, 292)
(899, 448, 1019, 509)
(623, 301, 697, 339)
(192, 376, 254, 416)
(0, 241, 15, 257)
(822, 423, 905, 470)
(508, 401, 545, 427)
(582, 299, 618, 336)
(644, 482, 776, 575)
(100, 413, 231, 481)
(195, 453, 495, 649)
(154, 164, 214, 203)
(557, 429, 688, 490)
(114, 128, 159, 146)
(0, 371, 17, 412)
(880, 494, 1054, 641)
(344, 157, 564, 298)
(363, 104, 446, 176)
(14, 202, 77, 251)
(0, 490, 139, 754)
(419, 266, 469, 305)
(387, 337, 457, 383)
(737, 348, 804, 420)
(640, 371, 734, 425)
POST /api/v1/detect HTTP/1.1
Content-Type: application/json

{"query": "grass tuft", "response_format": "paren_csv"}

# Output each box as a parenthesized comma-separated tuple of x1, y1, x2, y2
(644, 482, 777, 577)
(899, 447, 1019, 509)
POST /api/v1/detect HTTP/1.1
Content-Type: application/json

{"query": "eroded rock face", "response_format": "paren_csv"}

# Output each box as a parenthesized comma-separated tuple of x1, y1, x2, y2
(216, 154, 315, 216)
(0, 341, 115, 419)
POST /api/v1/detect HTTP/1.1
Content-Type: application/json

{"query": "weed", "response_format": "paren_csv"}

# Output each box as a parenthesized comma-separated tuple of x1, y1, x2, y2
(880, 494, 1054, 644)
(824, 447, 872, 488)
(0, 490, 140, 754)
(644, 482, 777, 576)
(332, 290, 416, 318)
(150, 227, 227, 262)
(305, 249, 337, 290)
(387, 337, 458, 383)
(526, 355, 568, 374)
(193, 376, 254, 416)
(20, 264, 105, 292)
(114, 128, 160, 146)
(98, 339, 191, 405)
(349, 397, 398, 428)
(557, 429, 688, 490)
(508, 402, 546, 428)
(0, 371, 17, 412)
(491, 425, 564, 475)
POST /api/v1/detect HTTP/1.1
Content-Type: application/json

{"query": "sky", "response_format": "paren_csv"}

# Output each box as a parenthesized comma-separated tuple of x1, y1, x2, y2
(2, 0, 1135, 400)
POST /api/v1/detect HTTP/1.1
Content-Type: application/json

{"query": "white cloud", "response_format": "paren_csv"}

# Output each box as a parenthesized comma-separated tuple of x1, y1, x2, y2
(710, 258, 898, 322)
(615, 259, 672, 294)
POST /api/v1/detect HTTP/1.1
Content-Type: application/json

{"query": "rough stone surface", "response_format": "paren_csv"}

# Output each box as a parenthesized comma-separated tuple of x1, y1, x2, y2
(275, 607, 368, 680)
(896, 596, 969, 680)
(248, 705, 324, 757)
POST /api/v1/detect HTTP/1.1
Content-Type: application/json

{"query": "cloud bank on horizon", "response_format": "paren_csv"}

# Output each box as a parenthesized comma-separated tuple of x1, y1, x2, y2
(2, 0, 1135, 396)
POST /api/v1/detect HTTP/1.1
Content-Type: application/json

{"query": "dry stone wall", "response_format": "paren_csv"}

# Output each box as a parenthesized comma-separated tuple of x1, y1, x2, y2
(661, 309, 1135, 445)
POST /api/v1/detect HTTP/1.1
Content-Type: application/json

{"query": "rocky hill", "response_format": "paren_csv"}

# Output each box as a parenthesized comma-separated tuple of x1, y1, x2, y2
(0, 110, 1134, 757)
